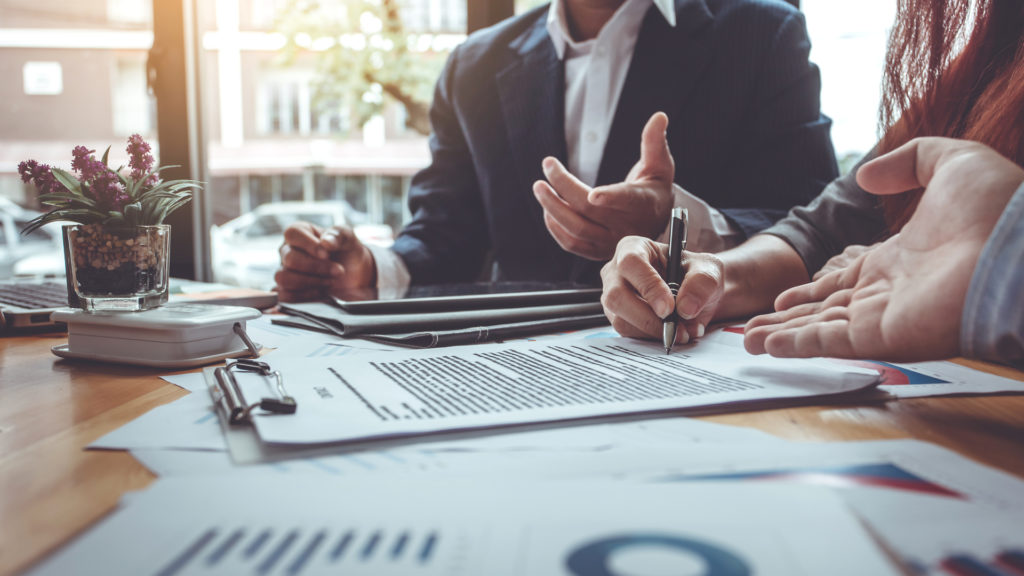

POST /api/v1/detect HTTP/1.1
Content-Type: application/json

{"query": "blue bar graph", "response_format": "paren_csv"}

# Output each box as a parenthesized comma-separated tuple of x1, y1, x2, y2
(391, 531, 410, 560)
(285, 531, 326, 575)
(361, 530, 382, 560)
(244, 530, 272, 559)
(205, 529, 245, 566)
(154, 528, 218, 576)
(420, 532, 439, 564)
(152, 525, 442, 575)
(256, 530, 299, 575)
(330, 531, 355, 562)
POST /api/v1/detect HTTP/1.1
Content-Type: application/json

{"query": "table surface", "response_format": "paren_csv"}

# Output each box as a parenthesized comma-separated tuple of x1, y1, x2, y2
(2, 330, 1024, 576)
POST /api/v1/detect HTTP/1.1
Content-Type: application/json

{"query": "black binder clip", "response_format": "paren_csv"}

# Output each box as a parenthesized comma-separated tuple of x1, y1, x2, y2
(211, 358, 297, 425)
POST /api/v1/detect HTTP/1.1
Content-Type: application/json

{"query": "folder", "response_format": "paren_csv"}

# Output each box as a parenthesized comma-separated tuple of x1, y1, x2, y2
(275, 287, 607, 348)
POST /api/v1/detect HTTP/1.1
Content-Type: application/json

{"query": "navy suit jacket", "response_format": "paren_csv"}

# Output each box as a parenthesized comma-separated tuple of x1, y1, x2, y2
(391, 0, 838, 285)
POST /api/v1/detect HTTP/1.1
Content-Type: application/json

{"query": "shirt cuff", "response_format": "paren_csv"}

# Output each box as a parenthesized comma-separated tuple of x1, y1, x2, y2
(960, 182, 1024, 368)
(656, 184, 743, 252)
(365, 244, 411, 300)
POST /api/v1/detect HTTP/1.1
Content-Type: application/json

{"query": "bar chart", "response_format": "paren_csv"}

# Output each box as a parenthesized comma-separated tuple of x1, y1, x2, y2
(154, 526, 443, 576)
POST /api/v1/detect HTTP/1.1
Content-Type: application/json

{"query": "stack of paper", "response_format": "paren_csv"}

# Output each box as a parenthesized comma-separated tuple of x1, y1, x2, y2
(67, 320, 1024, 576)
(27, 480, 901, 576)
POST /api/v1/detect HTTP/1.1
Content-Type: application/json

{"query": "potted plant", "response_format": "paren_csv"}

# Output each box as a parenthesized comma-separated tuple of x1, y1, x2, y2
(18, 135, 200, 312)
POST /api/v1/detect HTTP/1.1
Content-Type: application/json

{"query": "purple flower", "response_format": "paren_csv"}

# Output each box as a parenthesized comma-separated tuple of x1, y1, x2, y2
(71, 146, 108, 182)
(89, 171, 130, 211)
(70, 145, 129, 211)
(17, 160, 63, 195)
(127, 134, 158, 186)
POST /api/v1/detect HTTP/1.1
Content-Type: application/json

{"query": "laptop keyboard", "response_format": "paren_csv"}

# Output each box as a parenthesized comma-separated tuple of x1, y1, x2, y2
(0, 281, 69, 309)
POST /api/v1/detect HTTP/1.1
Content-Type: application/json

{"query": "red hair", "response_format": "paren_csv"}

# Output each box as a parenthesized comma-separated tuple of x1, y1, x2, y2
(878, 0, 1024, 229)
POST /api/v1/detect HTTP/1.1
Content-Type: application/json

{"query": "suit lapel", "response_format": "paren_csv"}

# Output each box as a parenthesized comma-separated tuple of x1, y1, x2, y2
(596, 0, 714, 186)
(496, 18, 567, 232)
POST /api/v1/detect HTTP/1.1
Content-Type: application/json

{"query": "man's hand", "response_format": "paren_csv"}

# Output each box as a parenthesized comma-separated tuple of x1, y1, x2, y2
(600, 235, 725, 344)
(533, 112, 675, 260)
(275, 222, 377, 302)
(744, 138, 1024, 361)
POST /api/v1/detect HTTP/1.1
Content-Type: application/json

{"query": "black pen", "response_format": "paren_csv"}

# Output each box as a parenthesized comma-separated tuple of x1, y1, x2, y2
(662, 207, 688, 354)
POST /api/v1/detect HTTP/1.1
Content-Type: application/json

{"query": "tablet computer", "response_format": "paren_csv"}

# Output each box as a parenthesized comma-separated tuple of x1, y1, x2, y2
(334, 282, 601, 314)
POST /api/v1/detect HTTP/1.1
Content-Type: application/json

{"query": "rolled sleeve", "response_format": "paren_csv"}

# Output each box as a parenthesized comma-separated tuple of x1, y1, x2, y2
(961, 182, 1024, 368)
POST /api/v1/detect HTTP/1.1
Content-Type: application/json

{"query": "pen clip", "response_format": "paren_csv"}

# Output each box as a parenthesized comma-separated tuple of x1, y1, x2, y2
(680, 208, 688, 253)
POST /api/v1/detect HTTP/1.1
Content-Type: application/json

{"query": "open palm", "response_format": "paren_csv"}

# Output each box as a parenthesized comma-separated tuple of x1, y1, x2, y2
(744, 138, 1024, 361)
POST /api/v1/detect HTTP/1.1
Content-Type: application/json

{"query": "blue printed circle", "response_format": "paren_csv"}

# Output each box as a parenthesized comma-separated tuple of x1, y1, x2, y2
(566, 533, 751, 576)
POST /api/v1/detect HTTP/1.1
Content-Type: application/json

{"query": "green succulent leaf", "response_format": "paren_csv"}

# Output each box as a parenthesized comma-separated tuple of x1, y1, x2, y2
(50, 168, 81, 196)
(123, 202, 143, 227)
(37, 193, 95, 206)
(21, 209, 105, 235)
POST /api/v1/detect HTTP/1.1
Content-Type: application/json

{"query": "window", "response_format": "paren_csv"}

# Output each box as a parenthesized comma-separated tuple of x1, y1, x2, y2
(197, 0, 463, 287)
(802, 0, 896, 172)
(107, 0, 153, 25)
(0, 0, 156, 279)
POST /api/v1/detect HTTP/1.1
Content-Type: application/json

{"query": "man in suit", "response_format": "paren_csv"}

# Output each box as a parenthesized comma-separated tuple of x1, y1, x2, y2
(275, 0, 837, 301)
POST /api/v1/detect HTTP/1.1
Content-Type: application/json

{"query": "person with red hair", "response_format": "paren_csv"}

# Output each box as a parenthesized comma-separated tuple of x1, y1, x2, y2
(599, 0, 1024, 366)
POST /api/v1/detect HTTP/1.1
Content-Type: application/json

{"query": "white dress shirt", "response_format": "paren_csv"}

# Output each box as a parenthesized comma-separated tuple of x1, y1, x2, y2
(371, 0, 739, 296)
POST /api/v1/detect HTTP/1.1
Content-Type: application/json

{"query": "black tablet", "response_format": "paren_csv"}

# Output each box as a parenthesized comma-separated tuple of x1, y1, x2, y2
(334, 282, 601, 314)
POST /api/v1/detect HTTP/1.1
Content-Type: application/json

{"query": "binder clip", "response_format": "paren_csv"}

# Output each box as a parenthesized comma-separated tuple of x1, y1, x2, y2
(211, 358, 297, 425)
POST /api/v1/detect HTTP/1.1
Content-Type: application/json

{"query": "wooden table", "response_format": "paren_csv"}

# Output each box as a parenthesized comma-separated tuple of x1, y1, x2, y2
(2, 330, 1024, 576)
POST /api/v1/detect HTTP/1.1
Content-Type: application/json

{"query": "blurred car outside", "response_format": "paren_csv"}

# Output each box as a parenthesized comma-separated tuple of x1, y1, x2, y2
(0, 197, 67, 278)
(210, 201, 394, 289)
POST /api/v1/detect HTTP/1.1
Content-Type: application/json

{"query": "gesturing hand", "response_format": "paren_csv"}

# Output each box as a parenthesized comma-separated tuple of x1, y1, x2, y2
(275, 222, 377, 302)
(744, 138, 1024, 361)
(812, 243, 879, 281)
(533, 112, 675, 260)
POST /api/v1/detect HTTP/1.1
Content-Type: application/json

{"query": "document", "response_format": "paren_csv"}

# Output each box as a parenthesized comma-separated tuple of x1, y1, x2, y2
(130, 446, 454, 478)
(134, 416, 782, 475)
(850, 494, 1024, 576)
(223, 336, 879, 445)
(706, 327, 1024, 397)
(464, 438, 1024, 510)
(90, 391, 226, 452)
(27, 479, 900, 576)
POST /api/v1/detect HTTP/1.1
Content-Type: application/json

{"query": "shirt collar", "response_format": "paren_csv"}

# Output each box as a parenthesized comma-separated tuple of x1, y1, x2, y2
(546, 0, 677, 60)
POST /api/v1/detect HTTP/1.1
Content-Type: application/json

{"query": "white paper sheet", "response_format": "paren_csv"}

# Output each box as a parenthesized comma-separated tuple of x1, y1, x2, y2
(89, 392, 226, 452)
(248, 314, 406, 356)
(848, 493, 1024, 575)
(131, 446, 454, 478)
(137, 415, 781, 474)
(503, 325, 620, 343)
(705, 327, 1024, 397)
(239, 337, 879, 445)
(468, 438, 1024, 510)
(162, 372, 208, 393)
(27, 479, 900, 576)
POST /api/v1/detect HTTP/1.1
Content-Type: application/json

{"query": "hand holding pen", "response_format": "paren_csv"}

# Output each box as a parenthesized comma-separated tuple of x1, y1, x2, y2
(598, 211, 724, 346)
(662, 208, 688, 354)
